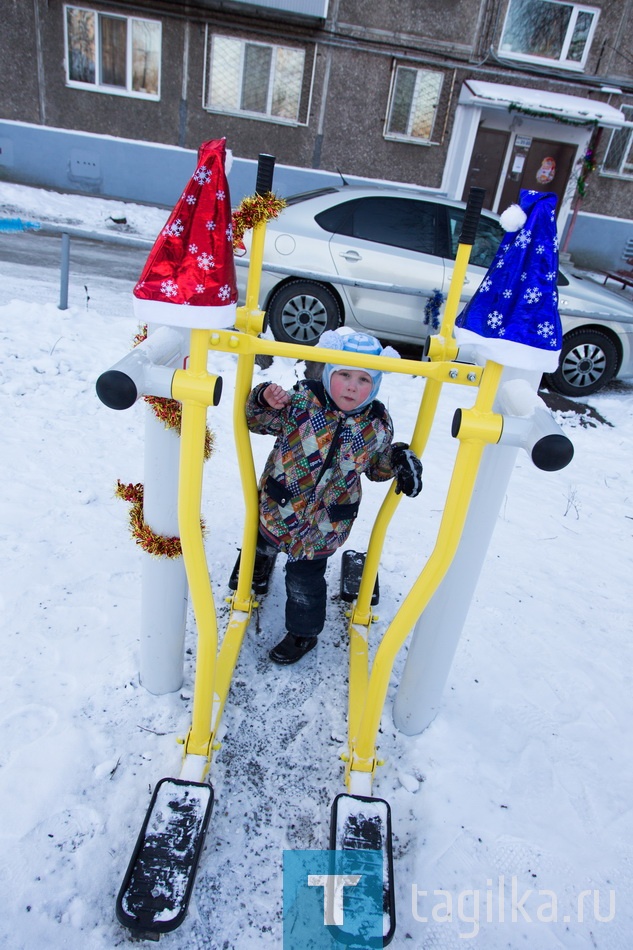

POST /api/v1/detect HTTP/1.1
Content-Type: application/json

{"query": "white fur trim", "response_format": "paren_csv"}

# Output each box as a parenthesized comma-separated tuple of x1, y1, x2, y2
(133, 297, 237, 330)
(499, 204, 527, 232)
(454, 325, 560, 372)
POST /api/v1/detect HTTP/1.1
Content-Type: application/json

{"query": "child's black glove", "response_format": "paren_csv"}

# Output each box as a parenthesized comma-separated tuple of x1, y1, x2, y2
(391, 444, 423, 497)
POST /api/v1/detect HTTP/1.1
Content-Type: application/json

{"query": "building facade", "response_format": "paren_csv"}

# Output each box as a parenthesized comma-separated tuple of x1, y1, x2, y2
(1, 0, 632, 269)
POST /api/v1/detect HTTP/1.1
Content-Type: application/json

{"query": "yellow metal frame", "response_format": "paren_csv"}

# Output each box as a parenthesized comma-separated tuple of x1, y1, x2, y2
(343, 237, 503, 790)
(345, 360, 502, 786)
(168, 209, 500, 790)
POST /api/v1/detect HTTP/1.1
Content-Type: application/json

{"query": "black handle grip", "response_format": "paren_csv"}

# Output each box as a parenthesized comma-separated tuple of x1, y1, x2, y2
(96, 370, 138, 410)
(255, 154, 276, 195)
(459, 186, 486, 245)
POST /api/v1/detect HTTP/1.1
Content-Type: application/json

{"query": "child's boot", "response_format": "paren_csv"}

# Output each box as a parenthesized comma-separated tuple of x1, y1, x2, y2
(269, 633, 317, 664)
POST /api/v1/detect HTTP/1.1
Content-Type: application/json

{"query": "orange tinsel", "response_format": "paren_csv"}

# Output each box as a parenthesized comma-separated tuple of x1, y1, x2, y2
(115, 480, 206, 558)
(231, 192, 286, 252)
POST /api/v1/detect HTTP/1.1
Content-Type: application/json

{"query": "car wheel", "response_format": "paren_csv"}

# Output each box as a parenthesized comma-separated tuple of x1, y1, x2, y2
(267, 281, 341, 345)
(543, 328, 619, 396)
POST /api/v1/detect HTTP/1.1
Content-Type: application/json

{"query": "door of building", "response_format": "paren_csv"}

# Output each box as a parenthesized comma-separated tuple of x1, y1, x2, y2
(499, 137, 576, 211)
(461, 128, 510, 209)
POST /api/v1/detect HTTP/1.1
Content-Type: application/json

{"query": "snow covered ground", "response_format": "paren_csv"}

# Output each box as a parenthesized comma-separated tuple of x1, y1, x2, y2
(0, 181, 632, 950)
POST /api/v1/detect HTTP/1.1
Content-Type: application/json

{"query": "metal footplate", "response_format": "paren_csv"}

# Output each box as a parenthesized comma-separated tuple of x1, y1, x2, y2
(340, 550, 380, 606)
(228, 549, 278, 595)
(330, 793, 396, 946)
(116, 778, 214, 938)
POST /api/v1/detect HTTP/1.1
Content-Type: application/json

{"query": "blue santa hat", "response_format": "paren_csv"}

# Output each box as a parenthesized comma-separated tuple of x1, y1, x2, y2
(319, 329, 400, 411)
(454, 190, 562, 372)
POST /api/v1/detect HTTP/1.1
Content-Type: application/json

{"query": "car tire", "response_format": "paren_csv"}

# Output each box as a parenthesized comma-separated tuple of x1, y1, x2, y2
(267, 281, 341, 345)
(543, 328, 619, 396)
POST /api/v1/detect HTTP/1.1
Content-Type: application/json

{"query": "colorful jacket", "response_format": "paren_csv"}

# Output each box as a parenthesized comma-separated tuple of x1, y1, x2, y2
(245, 379, 399, 560)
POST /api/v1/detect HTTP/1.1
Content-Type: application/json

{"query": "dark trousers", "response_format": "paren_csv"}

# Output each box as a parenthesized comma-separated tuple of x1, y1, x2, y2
(256, 531, 329, 639)
(285, 557, 329, 638)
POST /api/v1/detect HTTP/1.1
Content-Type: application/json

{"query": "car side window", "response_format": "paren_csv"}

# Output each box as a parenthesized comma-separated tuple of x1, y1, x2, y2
(447, 210, 506, 268)
(316, 197, 437, 255)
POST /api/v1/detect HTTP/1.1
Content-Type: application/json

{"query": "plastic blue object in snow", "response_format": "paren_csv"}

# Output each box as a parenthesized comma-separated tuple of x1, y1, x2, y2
(0, 218, 41, 232)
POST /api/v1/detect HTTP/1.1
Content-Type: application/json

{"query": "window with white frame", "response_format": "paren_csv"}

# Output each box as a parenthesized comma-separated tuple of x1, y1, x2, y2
(602, 106, 633, 179)
(499, 0, 599, 69)
(205, 34, 311, 124)
(384, 66, 443, 144)
(65, 6, 161, 98)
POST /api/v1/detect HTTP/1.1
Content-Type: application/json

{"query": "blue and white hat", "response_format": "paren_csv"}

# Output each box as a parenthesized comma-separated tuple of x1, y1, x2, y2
(319, 329, 400, 411)
(454, 190, 562, 372)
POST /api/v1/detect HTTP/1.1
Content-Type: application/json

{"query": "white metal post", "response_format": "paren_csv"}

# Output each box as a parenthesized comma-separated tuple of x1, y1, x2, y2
(125, 323, 191, 695)
(139, 405, 189, 694)
(392, 367, 557, 734)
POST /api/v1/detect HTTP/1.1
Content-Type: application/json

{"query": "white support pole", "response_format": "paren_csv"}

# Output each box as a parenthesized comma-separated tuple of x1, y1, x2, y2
(136, 324, 190, 695)
(392, 440, 519, 734)
(139, 406, 189, 694)
(97, 322, 192, 693)
(392, 367, 560, 735)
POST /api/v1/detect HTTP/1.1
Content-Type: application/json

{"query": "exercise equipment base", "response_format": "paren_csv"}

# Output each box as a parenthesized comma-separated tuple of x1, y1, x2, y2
(330, 792, 396, 946)
(116, 778, 214, 936)
(340, 550, 380, 606)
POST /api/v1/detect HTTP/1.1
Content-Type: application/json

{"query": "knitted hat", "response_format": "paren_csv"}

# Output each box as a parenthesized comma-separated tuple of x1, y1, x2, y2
(454, 190, 562, 371)
(133, 138, 238, 329)
(319, 329, 400, 410)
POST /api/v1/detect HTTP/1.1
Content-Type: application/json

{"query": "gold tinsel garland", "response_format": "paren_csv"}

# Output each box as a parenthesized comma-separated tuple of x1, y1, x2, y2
(232, 192, 286, 252)
(116, 327, 214, 557)
(115, 481, 207, 558)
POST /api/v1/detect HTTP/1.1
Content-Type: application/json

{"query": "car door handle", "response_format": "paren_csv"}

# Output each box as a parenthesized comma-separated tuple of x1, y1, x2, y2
(339, 250, 362, 262)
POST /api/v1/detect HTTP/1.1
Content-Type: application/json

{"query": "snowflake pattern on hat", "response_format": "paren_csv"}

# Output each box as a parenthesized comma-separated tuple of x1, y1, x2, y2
(455, 190, 562, 372)
(133, 138, 238, 329)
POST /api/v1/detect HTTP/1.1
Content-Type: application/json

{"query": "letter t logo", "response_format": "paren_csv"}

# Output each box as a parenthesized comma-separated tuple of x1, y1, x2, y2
(308, 874, 362, 926)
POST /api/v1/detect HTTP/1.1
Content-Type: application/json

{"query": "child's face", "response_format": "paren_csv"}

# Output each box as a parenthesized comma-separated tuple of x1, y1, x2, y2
(329, 369, 374, 411)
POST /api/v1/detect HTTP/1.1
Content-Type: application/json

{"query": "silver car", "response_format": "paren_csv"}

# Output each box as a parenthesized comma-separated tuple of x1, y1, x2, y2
(235, 185, 633, 396)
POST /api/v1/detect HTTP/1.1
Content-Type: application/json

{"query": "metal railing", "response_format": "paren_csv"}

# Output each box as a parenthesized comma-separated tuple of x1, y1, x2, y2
(0, 218, 153, 309)
(1, 216, 441, 311)
(40, 225, 153, 310)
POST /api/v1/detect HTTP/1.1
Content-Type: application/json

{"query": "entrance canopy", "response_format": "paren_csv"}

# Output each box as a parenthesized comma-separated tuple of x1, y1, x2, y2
(462, 80, 627, 129)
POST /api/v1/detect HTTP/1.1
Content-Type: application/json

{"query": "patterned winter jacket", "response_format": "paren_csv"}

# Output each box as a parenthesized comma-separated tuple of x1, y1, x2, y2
(245, 379, 400, 560)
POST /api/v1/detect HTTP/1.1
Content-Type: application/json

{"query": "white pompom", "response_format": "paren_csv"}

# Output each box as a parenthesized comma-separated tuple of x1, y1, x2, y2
(499, 204, 527, 232)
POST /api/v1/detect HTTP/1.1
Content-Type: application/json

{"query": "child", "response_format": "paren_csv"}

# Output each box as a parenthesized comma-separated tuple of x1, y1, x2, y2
(245, 330, 423, 664)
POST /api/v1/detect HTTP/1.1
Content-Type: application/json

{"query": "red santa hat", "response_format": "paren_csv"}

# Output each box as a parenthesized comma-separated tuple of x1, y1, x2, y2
(133, 138, 238, 329)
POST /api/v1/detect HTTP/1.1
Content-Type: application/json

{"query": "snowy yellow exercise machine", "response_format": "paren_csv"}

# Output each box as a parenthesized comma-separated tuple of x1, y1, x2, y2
(96, 145, 573, 942)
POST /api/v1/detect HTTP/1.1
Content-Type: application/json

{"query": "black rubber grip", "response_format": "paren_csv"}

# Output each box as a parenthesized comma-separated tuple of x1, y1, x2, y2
(255, 154, 276, 195)
(96, 370, 138, 410)
(460, 187, 486, 245)
(531, 433, 574, 472)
